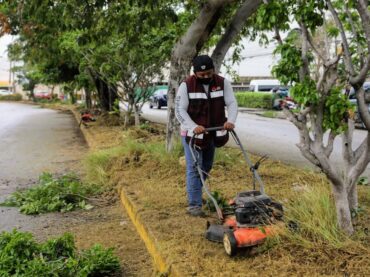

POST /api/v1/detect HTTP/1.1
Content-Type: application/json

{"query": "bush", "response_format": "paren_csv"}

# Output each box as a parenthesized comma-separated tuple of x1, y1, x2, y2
(235, 91, 273, 109)
(0, 230, 121, 276)
(0, 172, 97, 215)
(0, 93, 23, 101)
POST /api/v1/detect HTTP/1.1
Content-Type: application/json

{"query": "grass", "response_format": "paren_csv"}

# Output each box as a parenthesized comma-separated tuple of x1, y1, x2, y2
(0, 172, 98, 215)
(261, 110, 277, 118)
(0, 230, 121, 276)
(283, 180, 346, 248)
(84, 125, 184, 187)
(0, 93, 22, 101)
(81, 121, 370, 275)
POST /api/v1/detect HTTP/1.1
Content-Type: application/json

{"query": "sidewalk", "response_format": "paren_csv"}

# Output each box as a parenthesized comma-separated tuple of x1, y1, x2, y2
(238, 107, 287, 119)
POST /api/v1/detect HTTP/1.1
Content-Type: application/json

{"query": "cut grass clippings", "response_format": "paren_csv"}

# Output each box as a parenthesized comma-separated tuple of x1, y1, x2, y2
(84, 123, 370, 276)
(0, 172, 100, 215)
(0, 229, 121, 276)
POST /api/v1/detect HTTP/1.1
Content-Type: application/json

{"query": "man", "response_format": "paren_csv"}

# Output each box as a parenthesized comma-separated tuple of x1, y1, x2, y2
(175, 55, 238, 217)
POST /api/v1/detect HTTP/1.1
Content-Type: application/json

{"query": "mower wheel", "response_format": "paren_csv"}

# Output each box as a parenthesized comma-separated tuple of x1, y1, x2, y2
(223, 231, 237, 256)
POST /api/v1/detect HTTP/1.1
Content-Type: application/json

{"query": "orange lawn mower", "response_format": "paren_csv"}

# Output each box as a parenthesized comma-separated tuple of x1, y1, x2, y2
(189, 127, 284, 256)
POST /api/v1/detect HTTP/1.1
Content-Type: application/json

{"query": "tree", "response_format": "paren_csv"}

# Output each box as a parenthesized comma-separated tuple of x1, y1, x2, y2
(0, 0, 118, 110)
(0, 0, 178, 117)
(268, 0, 370, 234)
(71, 1, 178, 126)
(166, 0, 263, 151)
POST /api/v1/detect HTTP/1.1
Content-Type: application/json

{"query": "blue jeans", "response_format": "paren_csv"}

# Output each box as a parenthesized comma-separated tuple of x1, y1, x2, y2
(181, 136, 215, 207)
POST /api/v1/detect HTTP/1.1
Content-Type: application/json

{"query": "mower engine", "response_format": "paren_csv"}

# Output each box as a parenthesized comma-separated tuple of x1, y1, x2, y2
(233, 190, 280, 227)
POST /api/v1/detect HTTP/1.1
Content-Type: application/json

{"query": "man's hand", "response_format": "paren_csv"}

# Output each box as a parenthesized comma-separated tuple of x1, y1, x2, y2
(193, 125, 206, 134)
(223, 122, 235, 131)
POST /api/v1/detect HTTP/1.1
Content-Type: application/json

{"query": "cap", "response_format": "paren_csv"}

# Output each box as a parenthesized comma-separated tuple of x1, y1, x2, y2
(192, 55, 214, 72)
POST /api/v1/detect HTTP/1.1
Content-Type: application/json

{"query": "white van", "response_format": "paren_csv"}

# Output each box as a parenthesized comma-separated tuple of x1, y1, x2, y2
(249, 79, 280, 92)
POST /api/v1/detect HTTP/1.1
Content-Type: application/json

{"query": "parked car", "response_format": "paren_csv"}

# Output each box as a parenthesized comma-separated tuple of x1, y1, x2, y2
(0, 89, 13, 96)
(270, 86, 289, 97)
(348, 82, 370, 128)
(149, 87, 168, 109)
(249, 79, 280, 92)
(34, 91, 52, 100)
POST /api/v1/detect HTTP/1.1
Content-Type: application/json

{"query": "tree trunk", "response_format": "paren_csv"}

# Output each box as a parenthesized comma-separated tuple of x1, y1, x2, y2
(30, 91, 35, 101)
(332, 185, 354, 235)
(348, 182, 358, 211)
(50, 85, 55, 99)
(166, 0, 231, 152)
(124, 111, 130, 128)
(166, 57, 191, 152)
(84, 87, 92, 109)
(69, 90, 76, 104)
(133, 104, 140, 126)
(93, 77, 118, 112)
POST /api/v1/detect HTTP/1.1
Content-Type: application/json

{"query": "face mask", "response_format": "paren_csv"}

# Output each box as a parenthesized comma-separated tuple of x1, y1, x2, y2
(198, 77, 212, 85)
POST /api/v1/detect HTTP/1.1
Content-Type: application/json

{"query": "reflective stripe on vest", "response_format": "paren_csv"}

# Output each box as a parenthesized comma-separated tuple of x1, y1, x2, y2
(216, 130, 227, 137)
(210, 90, 224, 98)
(186, 129, 204, 139)
(188, 92, 207, 99)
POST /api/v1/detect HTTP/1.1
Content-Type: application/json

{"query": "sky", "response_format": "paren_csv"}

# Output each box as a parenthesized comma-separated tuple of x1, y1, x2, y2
(0, 35, 13, 82)
(0, 34, 276, 83)
(221, 39, 277, 80)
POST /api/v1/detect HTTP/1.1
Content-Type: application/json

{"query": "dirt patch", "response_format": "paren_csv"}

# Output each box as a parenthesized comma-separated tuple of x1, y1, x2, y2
(84, 122, 370, 276)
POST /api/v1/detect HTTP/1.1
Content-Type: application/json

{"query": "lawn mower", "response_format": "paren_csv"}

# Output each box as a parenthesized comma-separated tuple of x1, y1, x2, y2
(189, 127, 283, 256)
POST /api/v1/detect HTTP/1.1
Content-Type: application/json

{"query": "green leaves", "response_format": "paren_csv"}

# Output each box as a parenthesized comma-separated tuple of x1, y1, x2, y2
(272, 42, 303, 85)
(323, 87, 352, 133)
(79, 245, 121, 276)
(206, 191, 229, 212)
(289, 79, 319, 106)
(254, 0, 290, 32)
(1, 172, 98, 215)
(0, 230, 121, 276)
(292, 0, 326, 31)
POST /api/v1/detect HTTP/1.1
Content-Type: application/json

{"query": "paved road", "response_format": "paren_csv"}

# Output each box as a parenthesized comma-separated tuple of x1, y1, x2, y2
(0, 102, 87, 232)
(140, 103, 370, 176)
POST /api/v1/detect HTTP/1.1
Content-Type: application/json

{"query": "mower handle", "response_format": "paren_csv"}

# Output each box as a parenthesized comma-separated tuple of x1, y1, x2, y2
(203, 126, 225, 132)
(188, 126, 266, 221)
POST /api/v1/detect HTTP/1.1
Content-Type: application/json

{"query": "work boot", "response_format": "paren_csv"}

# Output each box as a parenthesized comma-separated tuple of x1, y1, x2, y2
(186, 206, 205, 217)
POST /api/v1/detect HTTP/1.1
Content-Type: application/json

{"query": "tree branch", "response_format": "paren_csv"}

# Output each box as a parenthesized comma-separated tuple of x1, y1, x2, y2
(342, 119, 355, 165)
(355, 87, 370, 130)
(345, 2, 363, 64)
(356, 0, 370, 55)
(349, 133, 370, 187)
(327, 0, 355, 75)
(349, 0, 370, 85)
(324, 130, 337, 157)
(211, 0, 263, 72)
(298, 22, 310, 80)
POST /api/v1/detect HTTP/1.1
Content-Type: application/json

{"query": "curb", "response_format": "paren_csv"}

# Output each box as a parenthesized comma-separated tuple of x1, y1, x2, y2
(69, 108, 96, 149)
(119, 188, 180, 276)
(68, 106, 179, 276)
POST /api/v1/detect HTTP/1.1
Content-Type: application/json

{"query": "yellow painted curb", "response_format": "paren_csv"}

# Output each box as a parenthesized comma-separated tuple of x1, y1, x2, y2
(119, 187, 180, 276)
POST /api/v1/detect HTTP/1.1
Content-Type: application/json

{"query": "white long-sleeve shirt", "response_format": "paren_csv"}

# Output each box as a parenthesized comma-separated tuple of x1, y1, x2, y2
(175, 78, 238, 135)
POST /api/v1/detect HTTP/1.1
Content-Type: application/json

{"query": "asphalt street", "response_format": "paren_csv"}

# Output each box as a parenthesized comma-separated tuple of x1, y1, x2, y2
(0, 102, 87, 232)
(140, 103, 370, 176)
